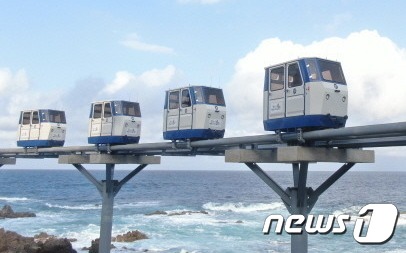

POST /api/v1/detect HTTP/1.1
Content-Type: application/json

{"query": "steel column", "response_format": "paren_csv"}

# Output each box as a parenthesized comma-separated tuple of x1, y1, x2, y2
(99, 164, 116, 253)
(70, 163, 150, 253)
(244, 161, 357, 253)
(288, 163, 310, 253)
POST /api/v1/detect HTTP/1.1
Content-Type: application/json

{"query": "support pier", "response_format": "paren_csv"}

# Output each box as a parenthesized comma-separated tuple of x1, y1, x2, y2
(226, 146, 374, 253)
(59, 154, 160, 253)
(0, 158, 16, 168)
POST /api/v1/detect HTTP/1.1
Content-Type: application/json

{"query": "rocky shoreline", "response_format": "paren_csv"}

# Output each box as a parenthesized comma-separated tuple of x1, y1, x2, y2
(0, 228, 77, 253)
(82, 231, 149, 253)
(0, 205, 36, 219)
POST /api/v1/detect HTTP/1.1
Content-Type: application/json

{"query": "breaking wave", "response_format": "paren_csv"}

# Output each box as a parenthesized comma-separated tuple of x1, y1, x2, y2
(202, 202, 284, 213)
(45, 203, 101, 210)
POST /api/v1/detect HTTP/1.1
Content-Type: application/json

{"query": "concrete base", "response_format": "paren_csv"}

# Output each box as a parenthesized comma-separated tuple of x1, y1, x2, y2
(59, 154, 161, 164)
(225, 146, 374, 163)
(0, 158, 16, 165)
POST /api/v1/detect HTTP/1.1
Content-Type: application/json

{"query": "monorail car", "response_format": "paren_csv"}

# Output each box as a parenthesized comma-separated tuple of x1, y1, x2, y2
(17, 109, 66, 147)
(263, 57, 348, 132)
(163, 86, 226, 140)
(88, 100, 141, 145)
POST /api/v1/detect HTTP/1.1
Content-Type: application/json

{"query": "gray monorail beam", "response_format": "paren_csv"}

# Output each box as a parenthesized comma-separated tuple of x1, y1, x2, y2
(315, 136, 406, 148)
(191, 134, 280, 148)
(301, 122, 406, 141)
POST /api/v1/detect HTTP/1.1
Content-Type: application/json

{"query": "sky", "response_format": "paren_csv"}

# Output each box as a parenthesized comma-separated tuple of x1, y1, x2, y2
(1, 0, 406, 170)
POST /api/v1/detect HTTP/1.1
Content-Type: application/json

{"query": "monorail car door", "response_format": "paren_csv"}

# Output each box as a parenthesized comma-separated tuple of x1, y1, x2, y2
(90, 102, 113, 138)
(268, 62, 304, 120)
(101, 102, 113, 136)
(20, 111, 41, 141)
(19, 111, 33, 141)
(286, 62, 304, 117)
(166, 90, 180, 132)
(268, 65, 285, 120)
(179, 88, 192, 130)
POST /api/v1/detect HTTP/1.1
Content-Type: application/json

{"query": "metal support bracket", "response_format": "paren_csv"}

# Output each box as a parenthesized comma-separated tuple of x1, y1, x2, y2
(244, 162, 291, 205)
(59, 154, 161, 253)
(70, 163, 150, 253)
(243, 159, 359, 253)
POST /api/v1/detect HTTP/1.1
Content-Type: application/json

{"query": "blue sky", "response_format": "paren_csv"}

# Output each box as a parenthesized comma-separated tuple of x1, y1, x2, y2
(1, 0, 406, 170)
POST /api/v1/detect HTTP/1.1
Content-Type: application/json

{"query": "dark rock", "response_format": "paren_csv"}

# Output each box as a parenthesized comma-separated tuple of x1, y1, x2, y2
(0, 228, 76, 253)
(167, 210, 208, 216)
(86, 239, 115, 253)
(145, 210, 168, 216)
(37, 237, 76, 253)
(0, 228, 37, 253)
(113, 230, 148, 242)
(34, 232, 55, 243)
(236, 220, 244, 224)
(0, 205, 36, 219)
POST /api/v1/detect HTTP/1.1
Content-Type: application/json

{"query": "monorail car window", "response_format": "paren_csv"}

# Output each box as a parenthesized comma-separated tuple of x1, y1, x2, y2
(270, 66, 284, 91)
(318, 60, 346, 84)
(204, 88, 225, 106)
(93, 104, 102, 119)
(288, 63, 303, 88)
(122, 101, 141, 117)
(48, 111, 66, 123)
(169, 91, 180, 109)
(32, 111, 39, 124)
(104, 103, 112, 118)
(194, 87, 203, 103)
(22, 112, 31, 125)
(181, 89, 191, 108)
(305, 59, 318, 81)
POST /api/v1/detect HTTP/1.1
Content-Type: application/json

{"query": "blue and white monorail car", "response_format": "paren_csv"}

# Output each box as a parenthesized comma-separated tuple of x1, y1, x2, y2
(263, 57, 348, 132)
(88, 100, 141, 145)
(17, 109, 66, 147)
(163, 86, 226, 140)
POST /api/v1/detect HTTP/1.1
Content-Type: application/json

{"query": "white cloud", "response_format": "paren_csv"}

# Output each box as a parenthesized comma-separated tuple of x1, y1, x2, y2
(138, 65, 177, 87)
(224, 30, 406, 137)
(102, 65, 177, 95)
(121, 33, 174, 54)
(0, 68, 29, 94)
(102, 71, 136, 94)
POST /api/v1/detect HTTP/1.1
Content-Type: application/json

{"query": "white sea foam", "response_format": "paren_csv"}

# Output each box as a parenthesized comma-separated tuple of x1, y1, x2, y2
(396, 213, 406, 226)
(383, 250, 406, 253)
(0, 196, 32, 202)
(115, 201, 161, 209)
(202, 202, 284, 213)
(332, 205, 364, 216)
(45, 203, 101, 210)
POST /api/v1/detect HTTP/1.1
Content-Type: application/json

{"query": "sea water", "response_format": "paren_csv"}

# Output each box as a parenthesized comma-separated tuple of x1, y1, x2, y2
(0, 169, 405, 253)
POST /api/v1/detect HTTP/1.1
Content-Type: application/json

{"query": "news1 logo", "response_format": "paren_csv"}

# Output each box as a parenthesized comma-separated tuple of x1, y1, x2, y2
(263, 204, 399, 244)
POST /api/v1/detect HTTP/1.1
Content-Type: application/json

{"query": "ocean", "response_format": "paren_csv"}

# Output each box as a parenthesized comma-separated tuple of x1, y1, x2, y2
(0, 169, 405, 253)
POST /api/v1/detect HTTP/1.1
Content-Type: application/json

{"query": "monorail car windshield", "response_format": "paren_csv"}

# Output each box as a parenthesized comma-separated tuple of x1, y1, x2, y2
(17, 109, 66, 147)
(263, 57, 348, 132)
(88, 100, 141, 145)
(163, 86, 226, 140)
